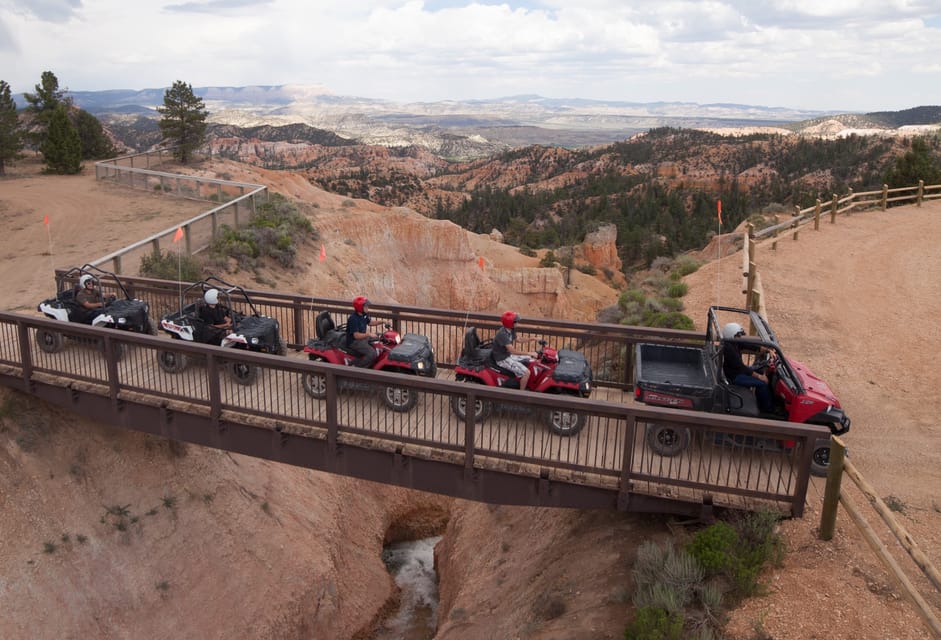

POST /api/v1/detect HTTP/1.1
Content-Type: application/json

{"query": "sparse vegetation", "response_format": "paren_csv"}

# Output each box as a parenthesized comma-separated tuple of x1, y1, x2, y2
(207, 193, 316, 270)
(626, 511, 784, 639)
(139, 248, 203, 282)
(42, 542, 57, 554)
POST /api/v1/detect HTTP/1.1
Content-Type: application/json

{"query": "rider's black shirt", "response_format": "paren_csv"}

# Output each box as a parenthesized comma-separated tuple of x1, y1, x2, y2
(346, 311, 370, 346)
(722, 340, 751, 380)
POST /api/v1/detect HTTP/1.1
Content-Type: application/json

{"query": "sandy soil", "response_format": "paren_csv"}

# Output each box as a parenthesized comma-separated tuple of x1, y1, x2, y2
(2, 155, 940, 639)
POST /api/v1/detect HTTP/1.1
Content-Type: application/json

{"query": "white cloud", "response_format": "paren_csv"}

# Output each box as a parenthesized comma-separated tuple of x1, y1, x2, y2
(1, 0, 939, 111)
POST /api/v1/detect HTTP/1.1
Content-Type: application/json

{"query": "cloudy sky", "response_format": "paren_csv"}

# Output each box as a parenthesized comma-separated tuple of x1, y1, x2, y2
(2, 0, 940, 112)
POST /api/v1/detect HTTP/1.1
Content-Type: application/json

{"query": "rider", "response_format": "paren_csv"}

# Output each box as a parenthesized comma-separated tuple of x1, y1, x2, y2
(199, 288, 233, 345)
(76, 274, 107, 321)
(492, 311, 537, 391)
(346, 296, 383, 367)
(721, 322, 773, 413)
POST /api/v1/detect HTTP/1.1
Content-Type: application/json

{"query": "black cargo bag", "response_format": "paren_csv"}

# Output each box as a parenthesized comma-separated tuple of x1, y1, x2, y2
(552, 349, 591, 383)
(388, 333, 433, 364)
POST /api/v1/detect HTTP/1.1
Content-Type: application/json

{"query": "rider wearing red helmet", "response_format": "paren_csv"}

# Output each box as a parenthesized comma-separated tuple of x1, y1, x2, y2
(492, 310, 537, 390)
(346, 295, 383, 367)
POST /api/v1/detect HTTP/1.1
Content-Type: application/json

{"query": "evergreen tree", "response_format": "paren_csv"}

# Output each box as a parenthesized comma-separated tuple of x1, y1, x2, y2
(74, 108, 116, 159)
(157, 80, 208, 164)
(23, 70, 69, 147)
(885, 136, 941, 189)
(41, 103, 82, 174)
(0, 80, 24, 175)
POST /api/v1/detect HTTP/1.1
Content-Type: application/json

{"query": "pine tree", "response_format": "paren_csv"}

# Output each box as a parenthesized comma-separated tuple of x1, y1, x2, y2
(23, 70, 69, 147)
(75, 108, 116, 159)
(0, 80, 24, 175)
(41, 103, 82, 174)
(157, 80, 208, 164)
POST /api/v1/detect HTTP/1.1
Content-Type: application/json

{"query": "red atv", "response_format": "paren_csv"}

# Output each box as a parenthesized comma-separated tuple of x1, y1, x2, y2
(301, 310, 437, 412)
(450, 327, 593, 436)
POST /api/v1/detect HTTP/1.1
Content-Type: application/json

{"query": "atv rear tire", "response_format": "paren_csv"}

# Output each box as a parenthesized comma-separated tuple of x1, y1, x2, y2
(646, 423, 690, 457)
(157, 350, 187, 374)
(450, 391, 492, 422)
(228, 360, 258, 385)
(36, 329, 63, 354)
(547, 408, 584, 436)
(146, 315, 158, 336)
(382, 384, 418, 412)
(302, 359, 327, 399)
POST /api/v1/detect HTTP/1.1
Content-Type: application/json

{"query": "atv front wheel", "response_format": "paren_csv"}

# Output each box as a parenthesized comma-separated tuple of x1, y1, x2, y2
(302, 359, 327, 399)
(156, 350, 187, 374)
(145, 315, 158, 336)
(36, 329, 63, 354)
(645, 423, 690, 457)
(450, 392, 492, 422)
(547, 408, 584, 436)
(382, 385, 418, 412)
(228, 360, 258, 385)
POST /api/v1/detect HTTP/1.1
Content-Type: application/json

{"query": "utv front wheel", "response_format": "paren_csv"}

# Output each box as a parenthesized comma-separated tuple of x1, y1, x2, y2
(547, 409, 584, 436)
(382, 385, 418, 412)
(157, 350, 187, 373)
(810, 437, 831, 477)
(646, 423, 690, 457)
(228, 361, 258, 385)
(36, 329, 63, 354)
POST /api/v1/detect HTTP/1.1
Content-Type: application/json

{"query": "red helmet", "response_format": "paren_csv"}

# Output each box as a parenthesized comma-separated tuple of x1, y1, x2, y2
(352, 296, 369, 313)
(501, 310, 520, 329)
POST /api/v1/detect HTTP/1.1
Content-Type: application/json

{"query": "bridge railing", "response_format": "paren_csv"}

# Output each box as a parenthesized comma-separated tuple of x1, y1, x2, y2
(0, 310, 824, 516)
(54, 270, 704, 390)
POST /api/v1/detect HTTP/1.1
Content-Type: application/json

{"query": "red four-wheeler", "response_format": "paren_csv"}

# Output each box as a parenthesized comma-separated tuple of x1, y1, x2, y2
(301, 310, 437, 412)
(450, 324, 593, 436)
(634, 305, 850, 476)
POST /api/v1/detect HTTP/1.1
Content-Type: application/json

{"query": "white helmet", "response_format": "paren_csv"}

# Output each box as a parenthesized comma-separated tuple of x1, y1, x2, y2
(79, 274, 96, 288)
(204, 289, 220, 305)
(722, 322, 745, 340)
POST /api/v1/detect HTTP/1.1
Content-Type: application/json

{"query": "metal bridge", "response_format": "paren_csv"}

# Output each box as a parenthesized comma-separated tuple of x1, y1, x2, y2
(0, 274, 826, 519)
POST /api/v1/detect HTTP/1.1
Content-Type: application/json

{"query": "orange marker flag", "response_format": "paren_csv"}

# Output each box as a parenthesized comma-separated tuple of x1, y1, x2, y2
(717, 200, 723, 226)
(477, 256, 484, 271)
(319, 244, 326, 262)
(43, 214, 49, 226)
(172, 227, 184, 243)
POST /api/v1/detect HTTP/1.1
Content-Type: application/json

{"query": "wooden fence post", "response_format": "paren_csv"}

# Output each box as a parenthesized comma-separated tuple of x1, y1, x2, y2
(819, 434, 846, 541)
(830, 194, 838, 223)
(881, 184, 888, 211)
(918, 179, 924, 207)
(846, 188, 854, 214)
(814, 198, 821, 231)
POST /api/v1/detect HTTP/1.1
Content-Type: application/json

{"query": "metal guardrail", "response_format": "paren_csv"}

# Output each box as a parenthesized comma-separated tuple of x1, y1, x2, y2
(0, 310, 824, 516)
(93, 150, 268, 273)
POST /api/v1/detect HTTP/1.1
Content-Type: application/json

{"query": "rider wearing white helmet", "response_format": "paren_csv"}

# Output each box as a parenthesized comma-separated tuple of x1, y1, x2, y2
(721, 322, 773, 412)
(198, 288, 233, 344)
(76, 274, 105, 311)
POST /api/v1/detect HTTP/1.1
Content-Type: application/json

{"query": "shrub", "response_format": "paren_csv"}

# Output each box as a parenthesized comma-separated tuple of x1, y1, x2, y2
(666, 282, 688, 298)
(519, 245, 536, 257)
(645, 312, 694, 330)
(576, 263, 597, 275)
(673, 256, 701, 276)
(540, 250, 558, 268)
(140, 248, 203, 282)
(207, 193, 317, 269)
(624, 606, 684, 640)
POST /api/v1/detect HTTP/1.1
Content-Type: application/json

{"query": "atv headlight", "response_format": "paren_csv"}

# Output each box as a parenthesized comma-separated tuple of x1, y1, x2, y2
(251, 337, 259, 345)
(117, 317, 127, 324)
(416, 361, 425, 370)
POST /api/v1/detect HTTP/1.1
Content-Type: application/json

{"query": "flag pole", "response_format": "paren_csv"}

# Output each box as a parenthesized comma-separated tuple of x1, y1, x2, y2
(43, 215, 54, 287)
(715, 200, 723, 307)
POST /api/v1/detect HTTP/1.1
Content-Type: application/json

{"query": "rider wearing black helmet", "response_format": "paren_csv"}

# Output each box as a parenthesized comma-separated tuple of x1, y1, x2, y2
(492, 310, 537, 391)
